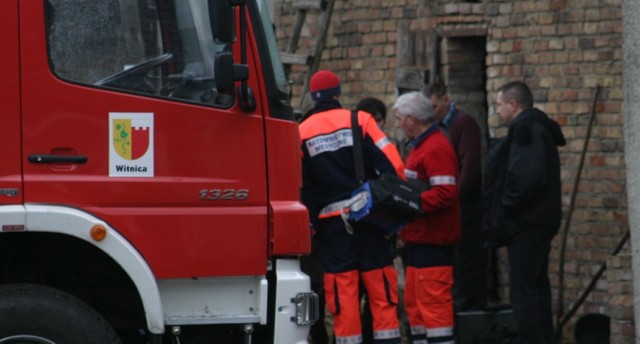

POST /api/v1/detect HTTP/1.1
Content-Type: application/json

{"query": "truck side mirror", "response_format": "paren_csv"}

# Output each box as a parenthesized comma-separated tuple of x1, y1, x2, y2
(209, 0, 248, 43)
(215, 52, 249, 94)
(209, 0, 235, 43)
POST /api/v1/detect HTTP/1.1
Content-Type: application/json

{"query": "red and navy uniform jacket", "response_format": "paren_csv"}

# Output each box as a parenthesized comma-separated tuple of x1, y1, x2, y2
(299, 104, 404, 225)
(400, 125, 461, 245)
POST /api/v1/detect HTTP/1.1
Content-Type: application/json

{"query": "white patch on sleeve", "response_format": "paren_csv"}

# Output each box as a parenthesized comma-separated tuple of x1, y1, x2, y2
(404, 169, 418, 180)
(305, 129, 353, 157)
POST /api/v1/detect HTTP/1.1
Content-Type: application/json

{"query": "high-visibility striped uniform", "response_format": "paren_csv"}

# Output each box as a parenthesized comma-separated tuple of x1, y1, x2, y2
(400, 125, 461, 344)
(299, 102, 405, 344)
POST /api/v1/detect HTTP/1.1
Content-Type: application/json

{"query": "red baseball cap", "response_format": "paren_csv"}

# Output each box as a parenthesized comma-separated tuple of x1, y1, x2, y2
(309, 70, 341, 100)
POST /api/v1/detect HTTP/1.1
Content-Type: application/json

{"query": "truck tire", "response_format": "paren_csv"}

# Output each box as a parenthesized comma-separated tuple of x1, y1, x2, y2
(0, 284, 122, 344)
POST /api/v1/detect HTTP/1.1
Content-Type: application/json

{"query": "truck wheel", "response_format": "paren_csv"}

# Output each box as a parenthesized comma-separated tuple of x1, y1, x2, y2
(0, 284, 122, 344)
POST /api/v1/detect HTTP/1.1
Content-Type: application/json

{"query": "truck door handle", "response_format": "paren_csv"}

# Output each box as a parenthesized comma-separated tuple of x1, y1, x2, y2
(28, 154, 88, 164)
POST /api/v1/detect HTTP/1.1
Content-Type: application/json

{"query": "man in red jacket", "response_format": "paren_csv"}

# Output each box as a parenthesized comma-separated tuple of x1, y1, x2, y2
(392, 91, 460, 344)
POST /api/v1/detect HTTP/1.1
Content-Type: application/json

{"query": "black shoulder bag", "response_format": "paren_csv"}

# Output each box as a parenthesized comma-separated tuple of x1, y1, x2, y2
(349, 111, 429, 231)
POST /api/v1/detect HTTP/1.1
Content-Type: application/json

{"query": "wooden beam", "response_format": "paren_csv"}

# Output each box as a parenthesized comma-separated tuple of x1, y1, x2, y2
(292, 0, 322, 10)
(280, 52, 311, 65)
(439, 27, 487, 38)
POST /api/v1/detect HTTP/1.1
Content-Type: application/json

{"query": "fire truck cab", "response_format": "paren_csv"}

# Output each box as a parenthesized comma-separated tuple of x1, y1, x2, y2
(0, 0, 316, 343)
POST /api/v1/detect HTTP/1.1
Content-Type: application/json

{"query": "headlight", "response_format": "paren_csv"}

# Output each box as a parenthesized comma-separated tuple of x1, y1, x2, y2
(290, 292, 319, 326)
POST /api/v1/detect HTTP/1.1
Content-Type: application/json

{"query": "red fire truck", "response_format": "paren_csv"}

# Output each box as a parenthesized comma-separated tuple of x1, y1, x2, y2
(0, 0, 317, 343)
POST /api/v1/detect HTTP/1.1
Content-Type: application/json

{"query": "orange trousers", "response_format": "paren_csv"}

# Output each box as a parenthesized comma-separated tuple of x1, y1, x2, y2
(404, 265, 455, 344)
(324, 266, 401, 343)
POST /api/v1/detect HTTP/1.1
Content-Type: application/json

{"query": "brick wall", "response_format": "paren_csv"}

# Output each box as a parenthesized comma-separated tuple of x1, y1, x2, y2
(608, 253, 634, 343)
(273, 0, 629, 342)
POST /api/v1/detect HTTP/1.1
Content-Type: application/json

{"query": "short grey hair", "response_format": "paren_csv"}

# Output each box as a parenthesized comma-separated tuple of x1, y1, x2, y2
(392, 91, 434, 123)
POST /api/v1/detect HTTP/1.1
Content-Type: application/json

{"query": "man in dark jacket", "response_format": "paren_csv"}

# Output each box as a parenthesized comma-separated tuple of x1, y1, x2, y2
(485, 81, 566, 343)
(425, 82, 487, 312)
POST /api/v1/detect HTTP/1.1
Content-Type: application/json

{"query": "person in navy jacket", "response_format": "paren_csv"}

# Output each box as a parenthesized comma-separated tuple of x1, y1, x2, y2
(299, 70, 405, 344)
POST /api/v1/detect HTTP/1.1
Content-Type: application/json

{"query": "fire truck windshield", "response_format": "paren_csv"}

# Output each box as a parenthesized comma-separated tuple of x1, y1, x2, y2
(255, 0, 289, 96)
(45, 0, 234, 107)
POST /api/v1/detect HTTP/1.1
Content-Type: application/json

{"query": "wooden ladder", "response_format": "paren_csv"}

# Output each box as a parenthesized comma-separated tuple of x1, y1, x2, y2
(280, 0, 336, 103)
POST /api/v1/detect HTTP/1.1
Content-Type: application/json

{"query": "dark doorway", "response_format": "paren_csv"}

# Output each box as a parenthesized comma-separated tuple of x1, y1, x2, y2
(443, 35, 489, 152)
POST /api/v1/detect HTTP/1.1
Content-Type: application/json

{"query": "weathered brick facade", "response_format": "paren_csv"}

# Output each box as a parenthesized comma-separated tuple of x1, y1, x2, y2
(272, 0, 629, 342)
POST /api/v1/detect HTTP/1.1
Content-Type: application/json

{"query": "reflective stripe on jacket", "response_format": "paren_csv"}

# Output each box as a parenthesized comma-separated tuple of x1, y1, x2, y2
(299, 108, 404, 223)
